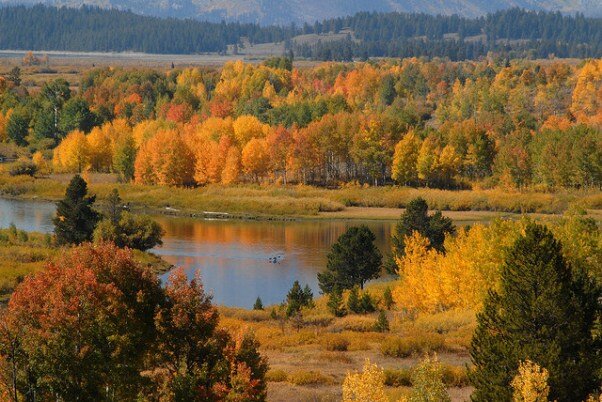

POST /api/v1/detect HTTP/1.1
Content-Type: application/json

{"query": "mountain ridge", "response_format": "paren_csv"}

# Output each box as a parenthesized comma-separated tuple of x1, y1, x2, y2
(0, 0, 600, 25)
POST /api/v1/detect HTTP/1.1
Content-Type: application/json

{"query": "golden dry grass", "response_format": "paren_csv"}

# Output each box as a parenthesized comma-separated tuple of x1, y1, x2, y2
(218, 284, 476, 401)
(0, 172, 599, 220)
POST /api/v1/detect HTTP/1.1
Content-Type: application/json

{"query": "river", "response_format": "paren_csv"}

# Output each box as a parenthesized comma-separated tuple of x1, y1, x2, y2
(0, 198, 395, 307)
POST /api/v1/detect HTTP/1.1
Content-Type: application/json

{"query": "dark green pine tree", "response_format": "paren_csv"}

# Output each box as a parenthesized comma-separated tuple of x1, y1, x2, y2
(253, 297, 264, 311)
(53, 175, 100, 245)
(347, 286, 361, 313)
(470, 223, 600, 402)
(318, 226, 382, 293)
(286, 281, 313, 317)
(327, 289, 346, 317)
(392, 197, 455, 258)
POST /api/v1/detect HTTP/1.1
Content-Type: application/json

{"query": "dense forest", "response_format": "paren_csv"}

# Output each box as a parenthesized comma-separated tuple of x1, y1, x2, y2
(296, 9, 602, 60)
(0, 5, 600, 59)
(0, 5, 295, 54)
(1, 58, 600, 191)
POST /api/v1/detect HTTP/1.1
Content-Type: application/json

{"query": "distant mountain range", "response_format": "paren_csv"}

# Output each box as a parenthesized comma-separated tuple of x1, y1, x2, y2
(0, 0, 601, 25)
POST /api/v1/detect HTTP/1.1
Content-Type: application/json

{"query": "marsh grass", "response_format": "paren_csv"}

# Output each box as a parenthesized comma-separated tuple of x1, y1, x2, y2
(0, 173, 597, 218)
(0, 227, 55, 300)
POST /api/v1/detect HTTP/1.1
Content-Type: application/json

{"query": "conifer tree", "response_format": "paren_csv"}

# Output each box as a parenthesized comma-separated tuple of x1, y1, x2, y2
(392, 197, 455, 258)
(253, 297, 264, 311)
(382, 287, 394, 310)
(347, 287, 361, 313)
(286, 281, 312, 317)
(470, 223, 600, 402)
(53, 174, 100, 245)
(327, 289, 346, 317)
(319, 226, 382, 293)
(374, 311, 389, 333)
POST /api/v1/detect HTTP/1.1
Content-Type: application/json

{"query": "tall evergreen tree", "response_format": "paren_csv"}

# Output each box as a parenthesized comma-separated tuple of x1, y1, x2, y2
(318, 226, 382, 293)
(53, 175, 100, 245)
(392, 198, 455, 257)
(285, 280, 313, 317)
(470, 223, 601, 402)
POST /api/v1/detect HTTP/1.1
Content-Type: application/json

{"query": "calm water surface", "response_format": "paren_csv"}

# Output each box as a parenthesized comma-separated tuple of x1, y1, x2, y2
(0, 198, 394, 307)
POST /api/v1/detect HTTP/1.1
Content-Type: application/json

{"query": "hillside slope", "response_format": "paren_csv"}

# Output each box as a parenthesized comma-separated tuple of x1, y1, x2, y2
(0, 0, 600, 24)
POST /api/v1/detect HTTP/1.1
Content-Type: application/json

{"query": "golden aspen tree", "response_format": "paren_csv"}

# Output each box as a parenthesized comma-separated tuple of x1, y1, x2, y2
(416, 136, 441, 187)
(342, 360, 387, 402)
(233, 115, 267, 146)
(571, 59, 602, 125)
(134, 141, 156, 185)
(221, 146, 241, 185)
(402, 355, 451, 402)
(241, 137, 270, 183)
(132, 120, 174, 147)
(197, 116, 234, 142)
(393, 220, 526, 312)
(150, 129, 195, 187)
(52, 130, 89, 173)
(392, 130, 421, 185)
(437, 145, 461, 187)
(32, 151, 49, 173)
(192, 135, 219, 185)
(0, 109, 12, 142)
(86, 126, 112, 172)
(511, 361, 550, 402)
(392, 232, 443, 312)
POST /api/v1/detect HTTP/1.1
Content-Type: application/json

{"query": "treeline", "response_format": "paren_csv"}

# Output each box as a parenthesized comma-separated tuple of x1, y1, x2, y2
(0, 5, 600, 59)
(0, 4, 296, 54)
(1, 59, 600, 190)
(295, 9, 602, 60)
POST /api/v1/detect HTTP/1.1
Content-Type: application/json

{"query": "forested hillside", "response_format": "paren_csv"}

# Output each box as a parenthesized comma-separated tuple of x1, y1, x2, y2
(1, 0, 601, 24)
(0, 5, 600, 59)
(297, 8, 602, 59)
(0, 5, 295, 53)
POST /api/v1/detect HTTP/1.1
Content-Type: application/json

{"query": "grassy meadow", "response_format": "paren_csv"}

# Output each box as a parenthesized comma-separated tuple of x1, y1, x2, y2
(0, 171, 600, 221)
(218, 283, 475, 401)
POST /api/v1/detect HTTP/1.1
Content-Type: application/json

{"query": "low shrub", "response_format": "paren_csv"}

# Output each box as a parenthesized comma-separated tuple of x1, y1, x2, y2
(266, 369, 288, 382)
(322, 334, 350, 352)
(383, 365, 468, 387)
(380, 333, 445, 358)
(384, 368, 412, 387)
(288, 370, 335, 386)
(332, 315, 377, 332)
(9, 161, 38, 177)
(441, 365, 470, 387)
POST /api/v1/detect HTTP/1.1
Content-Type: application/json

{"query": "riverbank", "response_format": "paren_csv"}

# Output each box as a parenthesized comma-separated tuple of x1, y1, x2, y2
(1, 173, 600, 222)
(0, 225, 172, 302)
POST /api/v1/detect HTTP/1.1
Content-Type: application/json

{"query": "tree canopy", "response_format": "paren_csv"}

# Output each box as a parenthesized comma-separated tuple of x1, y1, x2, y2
(319, 226, 382, 293)
(469, 223, 601, 402)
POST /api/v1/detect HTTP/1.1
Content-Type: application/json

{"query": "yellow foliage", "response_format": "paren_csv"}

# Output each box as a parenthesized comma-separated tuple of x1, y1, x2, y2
(393, 220, 525, 313)
(571, 59, 602, 125)
(222, 146, 241, 184)
(241, 137, 269, 181)
(132, 119, 174, 147)
(133, 129, 195, 186)
(392, 130, 421, 185)
(32, 151, 49, 173)
(233, 115, 268, 145)
(52, 130, 89, 173)
(511, 360, 550, 402)
(0, 109, 12, 142)
(342, 359, 388, 402)
(87, 126, 113, 172)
